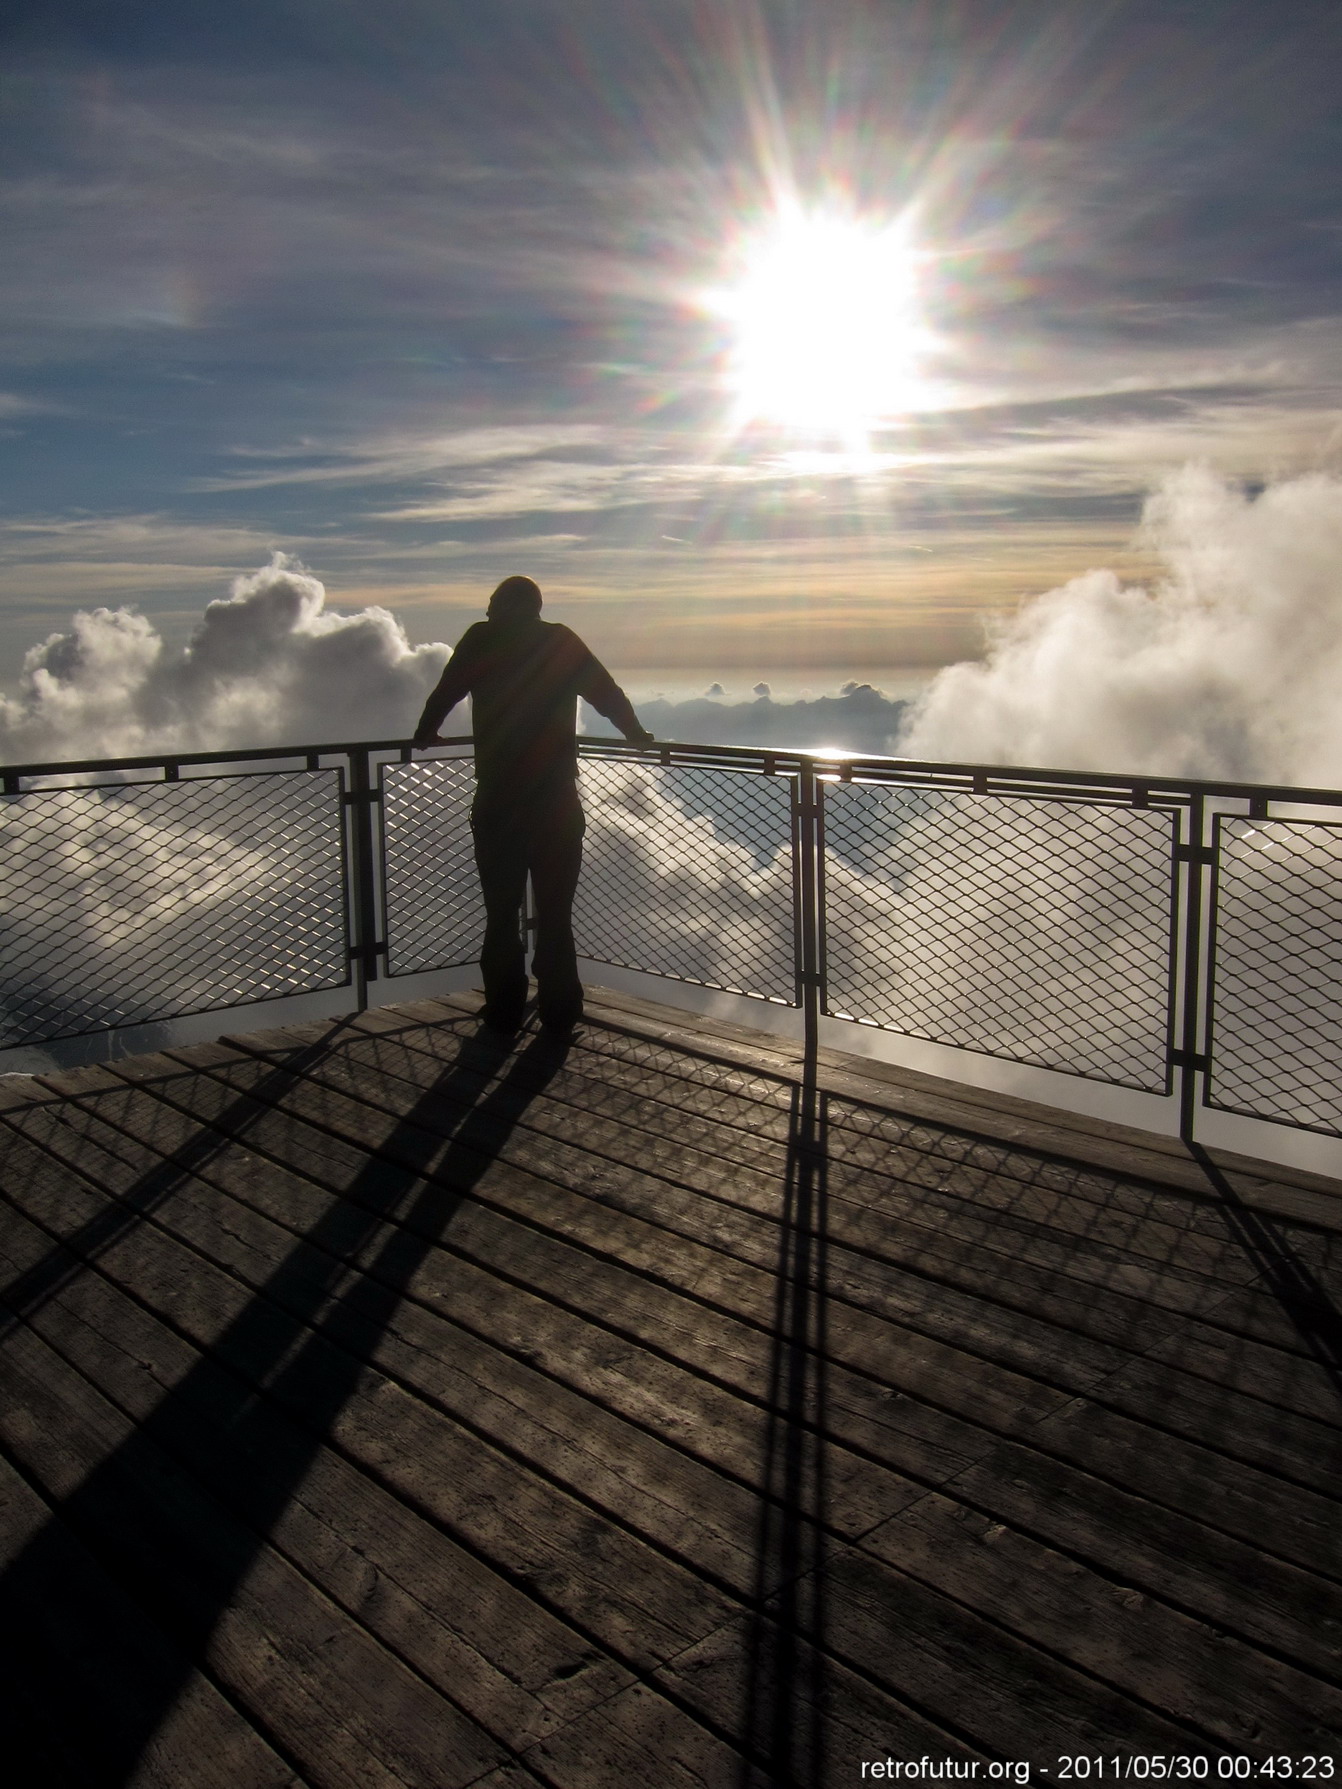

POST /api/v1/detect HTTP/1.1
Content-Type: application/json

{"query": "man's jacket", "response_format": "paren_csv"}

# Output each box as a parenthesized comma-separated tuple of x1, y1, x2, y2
(415, 617, 645, 794)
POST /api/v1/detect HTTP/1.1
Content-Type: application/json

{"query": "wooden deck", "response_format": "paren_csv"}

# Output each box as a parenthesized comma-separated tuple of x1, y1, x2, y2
(1, 986, 1340, 1786)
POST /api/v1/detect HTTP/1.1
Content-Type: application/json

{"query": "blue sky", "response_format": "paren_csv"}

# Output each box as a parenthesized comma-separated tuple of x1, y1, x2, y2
(3, 0, 1341, 675)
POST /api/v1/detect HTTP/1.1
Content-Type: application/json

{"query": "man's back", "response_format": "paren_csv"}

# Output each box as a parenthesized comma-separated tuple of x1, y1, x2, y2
(457, 616, 597, 788)
(417, 609, 646, 793)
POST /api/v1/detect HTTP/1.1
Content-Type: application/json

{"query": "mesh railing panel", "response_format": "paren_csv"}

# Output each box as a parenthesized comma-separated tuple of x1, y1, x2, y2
(575, 759, 797, 1003)
(1207, 816, 1342, 1134)
(822, 785, 1176, 1090)
(381, 757, 483, 976)
(0, 770, 347, 1046)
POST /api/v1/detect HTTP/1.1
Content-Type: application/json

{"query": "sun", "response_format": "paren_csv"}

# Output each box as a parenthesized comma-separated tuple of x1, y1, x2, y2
(706, 205, 932, 441)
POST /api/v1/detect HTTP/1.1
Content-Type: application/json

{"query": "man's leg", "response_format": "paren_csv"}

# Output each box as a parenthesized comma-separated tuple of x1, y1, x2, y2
(470, 799, 530, 1027)
(529, 786, 586, 1030)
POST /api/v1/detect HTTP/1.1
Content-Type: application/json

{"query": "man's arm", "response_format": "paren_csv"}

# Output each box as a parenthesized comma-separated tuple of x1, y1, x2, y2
(578, 655, 655, 747)
(412, 632, 479, 748)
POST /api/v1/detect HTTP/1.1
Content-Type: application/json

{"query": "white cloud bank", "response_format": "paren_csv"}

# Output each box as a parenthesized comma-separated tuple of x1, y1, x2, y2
(898, 467, 1342, 787)
(6, 467, 1342, 790)
(0, 555, 448, 763)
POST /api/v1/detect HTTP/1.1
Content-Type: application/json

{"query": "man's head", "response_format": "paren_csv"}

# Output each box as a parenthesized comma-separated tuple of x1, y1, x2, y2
(487, 575, 543, 621)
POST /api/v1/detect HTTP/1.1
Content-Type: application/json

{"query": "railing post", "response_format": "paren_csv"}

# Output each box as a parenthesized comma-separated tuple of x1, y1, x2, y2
(346, 747, 381, 1013)
(1175, 791, 1212, 1142)
(796, 758, 822, 1063)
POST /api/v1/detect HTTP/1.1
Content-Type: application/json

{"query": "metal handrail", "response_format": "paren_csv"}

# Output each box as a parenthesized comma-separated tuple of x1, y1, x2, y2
(6, 732, 1342, 809)
(4, 735, 1341, 1144)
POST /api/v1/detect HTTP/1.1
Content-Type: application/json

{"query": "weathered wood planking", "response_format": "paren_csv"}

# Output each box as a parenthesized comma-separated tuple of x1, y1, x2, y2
(1, 986, 1339, 1786)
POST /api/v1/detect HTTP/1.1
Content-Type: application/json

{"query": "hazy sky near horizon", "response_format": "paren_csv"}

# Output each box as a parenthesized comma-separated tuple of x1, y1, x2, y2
(3, 0, 1342, 673)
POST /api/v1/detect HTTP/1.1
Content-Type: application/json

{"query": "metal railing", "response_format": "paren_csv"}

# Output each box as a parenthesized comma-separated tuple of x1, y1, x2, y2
(3, 737, 1341, 1143)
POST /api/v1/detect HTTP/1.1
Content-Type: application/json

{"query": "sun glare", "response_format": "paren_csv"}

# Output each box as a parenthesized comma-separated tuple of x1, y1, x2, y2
(707, 206, 932, 442)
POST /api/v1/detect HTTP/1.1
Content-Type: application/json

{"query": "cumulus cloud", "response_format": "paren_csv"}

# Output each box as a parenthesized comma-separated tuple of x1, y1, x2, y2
(0, 555, 448, 763)
(898, 467, 1342, 786)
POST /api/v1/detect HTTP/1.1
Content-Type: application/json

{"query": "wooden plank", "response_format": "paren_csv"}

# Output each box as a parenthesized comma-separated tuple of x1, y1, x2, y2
(568, 986, 1342, 1231)
(10, 1079, 917, 1546)
(198, 1046, 1342, 1567)
(941, 1437, 1342, 1681)
(15, 1051, 1338, 1695)
(13, 1072, 994, 1494)
(101, 1036, 1342, 1579)
(0, 1130, 1009, 1774)
(5, 1144, 959, 1774)
(370, 1001, 1274, 1252)
(458, 1768, 550, 1789)
(641, 1610, 982, 1783)
(0, 1198, 636, 1751)
(10, 1030, 1342, 1767)
(0, 1072, 64, 1114)
(71, 1008, 1338, 1395)
(526, 1542, 1202, 1782)
(1137, 1318, 1342, 1426)
(557, 1013, 1342, 1325)
(0, 1319, 511, 1789)
(0, 1446, 301, 1788)
(2, 1126, 799, 1608)
(344, 1015, 1336, 1393)
(260, 1025, 1167, 1401)
(366, 1010, 1342, 1375)
(0, 1143, 743, 1675)
(775, 1542, 1198, 1757)
(364, 1014, 1342, 1450)
(1015, 1390, 1342, 1576)
(858, 1488, 1342, 1748)
(229, 1025, 1342, 1507)
(366, 1001, 1342, 1340)
(346, 1005, 1286, 1278)
(516, 1678, 753, 1789)
(102, 1044, 1342, 1595)
(350, 1013, 1246, 1288)
(108, 1041, 1070, 1443)
(1071, 1355, 1342, 1491)
(207, 1023, 1102, 1409)
(543, 1011, 1237, 1230)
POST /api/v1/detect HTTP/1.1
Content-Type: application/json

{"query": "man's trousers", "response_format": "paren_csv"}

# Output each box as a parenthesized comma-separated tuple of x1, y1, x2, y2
(470, 782, 586, 1027)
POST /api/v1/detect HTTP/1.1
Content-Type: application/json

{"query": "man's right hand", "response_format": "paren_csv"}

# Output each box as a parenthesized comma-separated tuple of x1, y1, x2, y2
(626, 728, 656, 749)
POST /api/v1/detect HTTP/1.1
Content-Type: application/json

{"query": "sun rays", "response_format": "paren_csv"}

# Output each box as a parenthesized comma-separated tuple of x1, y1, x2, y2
(703, 200, 938, 449)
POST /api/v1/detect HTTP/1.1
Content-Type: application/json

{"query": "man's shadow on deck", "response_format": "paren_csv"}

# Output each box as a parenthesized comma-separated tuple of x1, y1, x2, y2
(1, 1018, 569, 1786)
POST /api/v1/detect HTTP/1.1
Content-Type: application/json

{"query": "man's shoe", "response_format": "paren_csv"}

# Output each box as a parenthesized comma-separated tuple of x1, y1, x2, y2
(480, 1000, 525, 1034)
(538, 996, 583, 1034)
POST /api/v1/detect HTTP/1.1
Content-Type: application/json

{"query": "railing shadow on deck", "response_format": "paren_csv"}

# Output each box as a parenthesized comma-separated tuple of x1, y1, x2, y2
(1189, 1140, 1342, 1398)
(0, 1018, 571, 1786)
(738, 1067, 831, 1787)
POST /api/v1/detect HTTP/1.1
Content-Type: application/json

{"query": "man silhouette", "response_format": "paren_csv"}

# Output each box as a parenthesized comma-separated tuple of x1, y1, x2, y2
(413, 575, 654, 1034)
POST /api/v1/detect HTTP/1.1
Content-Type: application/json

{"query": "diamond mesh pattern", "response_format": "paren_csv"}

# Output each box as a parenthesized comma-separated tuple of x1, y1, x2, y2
(0, 771, 348, 1046)
(823, 785, 1175, 1089)
(575, 759, 797, 1003)
(1207, 816, 1342, 1134)
(381, 757, 483, 976)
